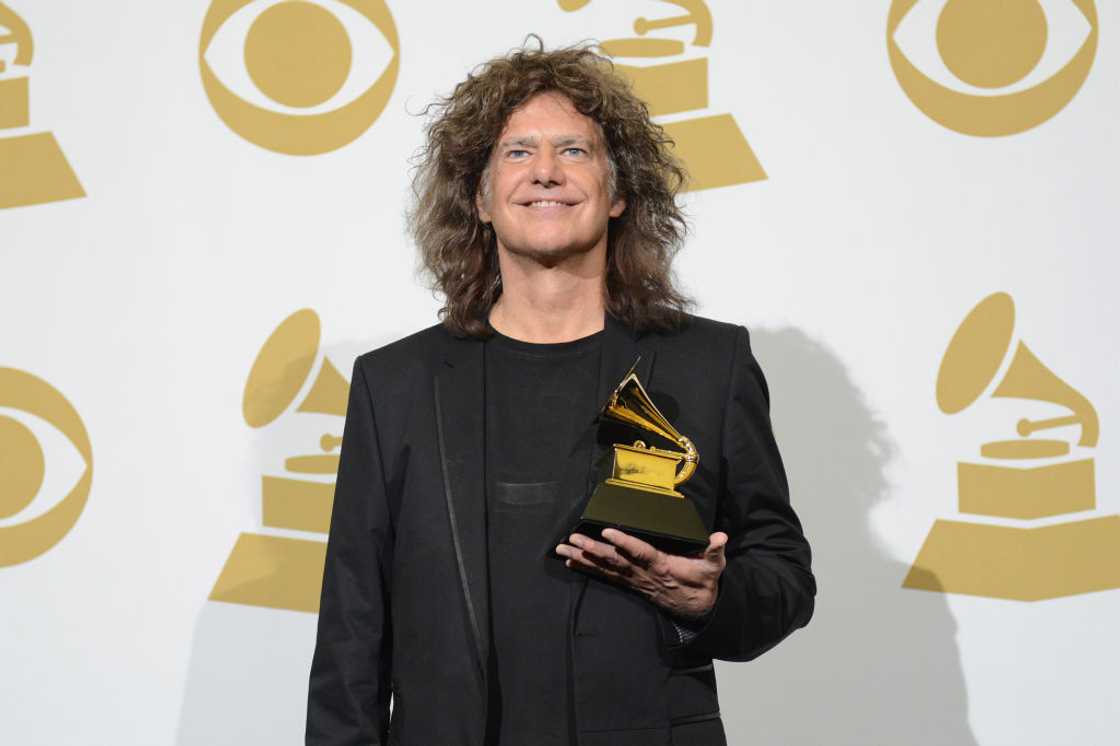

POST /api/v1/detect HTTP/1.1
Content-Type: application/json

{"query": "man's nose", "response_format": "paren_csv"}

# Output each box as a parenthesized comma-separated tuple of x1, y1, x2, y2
(532, 149, 564, 187)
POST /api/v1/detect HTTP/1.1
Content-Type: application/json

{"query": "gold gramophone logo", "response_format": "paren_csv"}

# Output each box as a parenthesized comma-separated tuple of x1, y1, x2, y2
(888, 0, 1099, 136)
(904, 292, 1119, 601)
(0, 2, 85, 209)
(558, 0, 765, 191)
(199, 0, 399, 155)
(210, 309, 348, 613)
(0, 367, 92, 567)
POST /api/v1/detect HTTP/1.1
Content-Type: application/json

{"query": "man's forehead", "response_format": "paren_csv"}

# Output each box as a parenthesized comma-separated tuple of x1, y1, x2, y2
(497, 91, 604, 143)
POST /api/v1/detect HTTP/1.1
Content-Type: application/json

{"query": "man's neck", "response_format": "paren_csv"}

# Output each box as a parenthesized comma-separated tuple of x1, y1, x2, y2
(489, 245, 606, 344)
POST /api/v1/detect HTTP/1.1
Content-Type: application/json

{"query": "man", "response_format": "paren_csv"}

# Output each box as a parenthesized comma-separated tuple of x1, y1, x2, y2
(307, 43, 814, 746)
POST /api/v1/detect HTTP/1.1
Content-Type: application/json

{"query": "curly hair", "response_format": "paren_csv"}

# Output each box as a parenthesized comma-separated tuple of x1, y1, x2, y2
(408, 40, 693, 337)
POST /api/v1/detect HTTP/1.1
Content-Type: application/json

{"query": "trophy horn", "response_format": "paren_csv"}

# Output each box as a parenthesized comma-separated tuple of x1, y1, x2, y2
(603, 371, 698, 485)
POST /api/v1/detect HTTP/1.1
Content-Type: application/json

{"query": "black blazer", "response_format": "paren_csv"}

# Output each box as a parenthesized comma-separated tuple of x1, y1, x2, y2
(306, 314, 815, 746)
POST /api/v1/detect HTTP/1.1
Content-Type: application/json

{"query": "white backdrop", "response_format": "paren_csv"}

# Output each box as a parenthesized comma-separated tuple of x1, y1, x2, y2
(2, 1, 1118, 744)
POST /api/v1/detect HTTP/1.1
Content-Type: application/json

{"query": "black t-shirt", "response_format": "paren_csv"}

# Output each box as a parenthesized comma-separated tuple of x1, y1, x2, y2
(483, 327, 602, 746)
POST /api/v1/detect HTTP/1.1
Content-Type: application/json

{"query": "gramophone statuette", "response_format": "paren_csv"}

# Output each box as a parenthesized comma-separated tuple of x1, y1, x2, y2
(574, 365, 709, 555)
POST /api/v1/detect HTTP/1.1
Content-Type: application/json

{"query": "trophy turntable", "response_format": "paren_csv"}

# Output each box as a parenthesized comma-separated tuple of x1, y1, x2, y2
(574, 365, 709, 556)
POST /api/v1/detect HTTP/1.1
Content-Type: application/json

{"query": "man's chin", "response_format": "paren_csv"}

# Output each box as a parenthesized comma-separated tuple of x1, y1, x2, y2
(500, 240, 599, 267)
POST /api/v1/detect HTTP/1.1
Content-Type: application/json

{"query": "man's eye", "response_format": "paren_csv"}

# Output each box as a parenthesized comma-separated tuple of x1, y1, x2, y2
(563, 147, 588, 156)
(507, 149, 530, 159)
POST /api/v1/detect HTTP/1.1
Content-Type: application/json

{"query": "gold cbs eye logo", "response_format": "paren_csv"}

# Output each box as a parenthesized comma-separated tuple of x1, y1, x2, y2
(888, 0, 1098, 136)
(0, 368, 92, 567)
(199, 0, 400, 155)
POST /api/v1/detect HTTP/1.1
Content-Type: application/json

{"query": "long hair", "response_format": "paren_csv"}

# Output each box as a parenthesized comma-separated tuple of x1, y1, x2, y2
(408, 40, 693, 337)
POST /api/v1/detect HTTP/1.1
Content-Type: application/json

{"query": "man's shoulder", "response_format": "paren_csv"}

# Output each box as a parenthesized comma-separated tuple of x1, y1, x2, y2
(647, 312, 745, 350)
(354, 322, 455, 381)
(353, 314, 748, 373)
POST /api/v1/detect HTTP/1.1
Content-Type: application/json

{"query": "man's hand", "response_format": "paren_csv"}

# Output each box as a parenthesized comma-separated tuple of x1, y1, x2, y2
(556, 529, 728, 620)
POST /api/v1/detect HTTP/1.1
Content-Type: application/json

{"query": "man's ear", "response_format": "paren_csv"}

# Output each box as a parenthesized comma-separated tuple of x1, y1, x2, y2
(476, 170, 493, 224)
(474, 185, 492, 220)
(609, 197, 626, 219)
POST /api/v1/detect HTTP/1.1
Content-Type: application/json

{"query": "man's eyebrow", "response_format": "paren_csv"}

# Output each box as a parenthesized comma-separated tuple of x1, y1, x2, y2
(499, 136, 539, 148)
(497, 135, 597, 149)
(552, 135, 595, 148)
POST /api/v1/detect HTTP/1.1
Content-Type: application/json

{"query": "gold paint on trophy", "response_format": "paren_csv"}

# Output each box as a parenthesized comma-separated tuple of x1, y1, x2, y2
(574, 365, 709, 555)
(0, 2, 85, 209)
(887, 0, 1098, 136)
(0, 367, 92, 567)
(210, 309, 348, 613)
(558, 0, 765, 191)
(904, 292, 1120, 601)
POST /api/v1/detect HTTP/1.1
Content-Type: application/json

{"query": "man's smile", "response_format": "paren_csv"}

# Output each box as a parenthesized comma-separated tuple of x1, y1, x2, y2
(518, 198, 580, 208)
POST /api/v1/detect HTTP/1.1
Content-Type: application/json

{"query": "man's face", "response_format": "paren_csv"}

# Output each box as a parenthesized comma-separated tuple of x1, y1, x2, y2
(477, 91, 626, 265)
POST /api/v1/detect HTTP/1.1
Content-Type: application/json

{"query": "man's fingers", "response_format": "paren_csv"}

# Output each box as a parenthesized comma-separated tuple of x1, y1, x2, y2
(568, 534, 632, 572)
(564, 551, 625, 581)
(565, 556, 610, 578)
(601, 528, 658, 568)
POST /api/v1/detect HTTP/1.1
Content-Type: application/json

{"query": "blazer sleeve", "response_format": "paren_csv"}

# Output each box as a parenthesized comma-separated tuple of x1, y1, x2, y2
(666, 325, 815, 661)
(306, 358, 395, 745)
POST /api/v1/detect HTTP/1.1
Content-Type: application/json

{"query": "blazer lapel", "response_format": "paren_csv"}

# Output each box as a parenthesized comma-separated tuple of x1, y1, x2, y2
(557, 315, 657, 646)
(433, 316, 659, 682)
(597, 314, 655, 431)
(551, 314, 656, 548)
(434, 334, 489, 682)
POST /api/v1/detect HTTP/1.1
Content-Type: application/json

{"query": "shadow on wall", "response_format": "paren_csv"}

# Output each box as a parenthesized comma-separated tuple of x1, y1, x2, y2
(718, 328, 977, 746)
(174, 383, 324, 746)
(175, 334, 370, 746)
(176, 601, 317, 746)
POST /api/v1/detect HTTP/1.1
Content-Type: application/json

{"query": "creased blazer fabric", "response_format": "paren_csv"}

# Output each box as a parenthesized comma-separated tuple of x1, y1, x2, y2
(306, 313, 816, 746)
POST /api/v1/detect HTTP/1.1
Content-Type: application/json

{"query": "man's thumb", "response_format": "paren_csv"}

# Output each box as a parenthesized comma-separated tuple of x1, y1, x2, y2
(706, 532, 729, 560)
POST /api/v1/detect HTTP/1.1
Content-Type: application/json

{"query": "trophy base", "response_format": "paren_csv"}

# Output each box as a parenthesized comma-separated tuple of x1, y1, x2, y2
(573, 481, 709, 556)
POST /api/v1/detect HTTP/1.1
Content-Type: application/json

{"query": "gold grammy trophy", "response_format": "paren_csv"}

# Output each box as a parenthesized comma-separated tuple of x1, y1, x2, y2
(904, 292, 1120, 601)
(558, 0, 765, 192)
(210, 309, 348, 613)
(574, 366, 709, 555)
(0, 2, 84, 209)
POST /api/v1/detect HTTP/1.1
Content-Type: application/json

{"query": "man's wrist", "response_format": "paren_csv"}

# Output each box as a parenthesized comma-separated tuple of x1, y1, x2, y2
(667, 598, 717, 644)
(669, 613, 708, 645)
